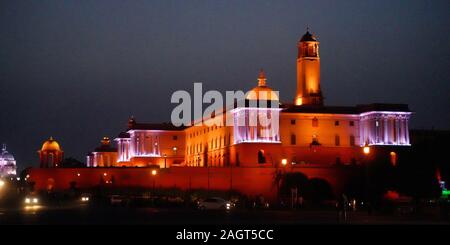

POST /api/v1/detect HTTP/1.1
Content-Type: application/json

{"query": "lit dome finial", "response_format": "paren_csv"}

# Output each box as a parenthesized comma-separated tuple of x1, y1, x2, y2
(258, 69, 267, 87)
(246, 70, 279, 101)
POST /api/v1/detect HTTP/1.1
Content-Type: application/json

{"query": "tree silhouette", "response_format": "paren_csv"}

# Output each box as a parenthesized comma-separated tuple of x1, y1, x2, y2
(60, 157, 86, 168)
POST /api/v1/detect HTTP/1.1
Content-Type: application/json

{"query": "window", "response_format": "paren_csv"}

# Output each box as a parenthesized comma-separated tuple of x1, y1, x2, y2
(350, 135, 355, 146)
(312, 117, 319, 127)
(335, 121, 340, 126)
(291, 119, 296, 125)
(349, 121, 354, 126)
(258, 150, 266, 164)
(335, 135, 340, 146)
(390, 152, 398, 167)
(172, 135, 178, 140)
(291, 134, 296, 145)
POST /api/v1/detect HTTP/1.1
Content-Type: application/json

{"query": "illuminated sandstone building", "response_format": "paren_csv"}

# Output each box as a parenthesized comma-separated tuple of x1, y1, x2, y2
(86, 137, 118, 167)
(84, 30, 411, 169)
(38, 137, 64, 168)
(29, 30, 413, 200)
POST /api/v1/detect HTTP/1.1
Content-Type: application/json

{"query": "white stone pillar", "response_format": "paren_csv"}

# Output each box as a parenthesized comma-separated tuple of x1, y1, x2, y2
(400, 117, 406, 145)
(395, 118, 400, 144)
(405, 118, 410, 144)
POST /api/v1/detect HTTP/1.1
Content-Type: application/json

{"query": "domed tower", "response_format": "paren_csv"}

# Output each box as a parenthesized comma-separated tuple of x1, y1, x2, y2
(38, 137, 64, 168)
(0, 144, 17, 176)
(232, 70, 281, 145)
(295, 29, 323, 106)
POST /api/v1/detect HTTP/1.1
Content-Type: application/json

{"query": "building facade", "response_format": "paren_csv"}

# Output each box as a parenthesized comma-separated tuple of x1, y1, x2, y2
(84, 30, 411, 169)
(38, 137, 64, 168)
(86, 137, 118, 167)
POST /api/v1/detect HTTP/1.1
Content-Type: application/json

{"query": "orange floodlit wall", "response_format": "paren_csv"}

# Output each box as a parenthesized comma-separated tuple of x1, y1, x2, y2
(27, 166, 359, 201)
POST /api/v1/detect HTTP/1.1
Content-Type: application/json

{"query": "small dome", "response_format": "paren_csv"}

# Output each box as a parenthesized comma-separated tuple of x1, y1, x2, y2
(1, 144, 15, 161)
(246, 86, 279, 101)
(101, 136, 110, 146)
(245, 69, 279, 101)
(300, 31, 317, 42)
(41, 137, 61, 151)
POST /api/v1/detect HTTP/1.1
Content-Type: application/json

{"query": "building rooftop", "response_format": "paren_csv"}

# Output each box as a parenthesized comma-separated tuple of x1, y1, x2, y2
(282, 103, 411, 114)
(128, 122, 186, 131)
(300, 31, 317, 42)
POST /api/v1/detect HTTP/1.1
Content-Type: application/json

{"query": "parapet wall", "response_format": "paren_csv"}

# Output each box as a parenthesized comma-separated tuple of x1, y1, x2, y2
(27, 166, 360, 201)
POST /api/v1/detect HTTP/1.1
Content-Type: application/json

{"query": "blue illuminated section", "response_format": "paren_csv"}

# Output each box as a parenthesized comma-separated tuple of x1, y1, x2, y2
(359, 111, 412, 146)
(231, 107, 282, 144)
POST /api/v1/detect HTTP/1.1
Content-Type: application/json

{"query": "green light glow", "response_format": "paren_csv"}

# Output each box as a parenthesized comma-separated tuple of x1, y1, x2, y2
(442, 190, 450, 197)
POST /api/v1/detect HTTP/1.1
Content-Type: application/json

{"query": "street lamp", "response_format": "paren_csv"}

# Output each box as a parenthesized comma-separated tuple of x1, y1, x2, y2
(163, 154, 167, 168)
(151, 169, 157, 191)
(363, 143, 370, 155)
(362, 142, 371, 214)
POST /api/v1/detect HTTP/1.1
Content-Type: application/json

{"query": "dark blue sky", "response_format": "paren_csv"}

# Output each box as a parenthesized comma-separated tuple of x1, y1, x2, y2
(1, 0, 449, 170)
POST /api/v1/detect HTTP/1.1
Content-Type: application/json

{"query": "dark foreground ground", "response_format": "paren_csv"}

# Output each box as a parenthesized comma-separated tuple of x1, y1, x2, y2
(1, 204, 449, 225)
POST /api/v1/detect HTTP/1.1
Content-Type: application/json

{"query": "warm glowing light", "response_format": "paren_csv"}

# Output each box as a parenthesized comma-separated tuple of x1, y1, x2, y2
(25, 198, 30, 204)
(363, 146, 370, 155)
(0, 180, 5, 187)
(295, 97, 303, 106)
(390, 151, 397, 167)
(33, 198, 38, 204)
(77, 173, 81, 177)
(281, 158, 287, 166)
(103, 173, 107, 176)
(173, 147, 177, 151)
(151, 170, 157, 176)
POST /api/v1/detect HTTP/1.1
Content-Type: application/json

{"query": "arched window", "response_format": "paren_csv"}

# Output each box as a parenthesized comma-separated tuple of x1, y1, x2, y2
(335, 135, 340, 146)
(258, 150, 266, 164)
(291, 134, 296, 145)
(48, 153, 54, 167)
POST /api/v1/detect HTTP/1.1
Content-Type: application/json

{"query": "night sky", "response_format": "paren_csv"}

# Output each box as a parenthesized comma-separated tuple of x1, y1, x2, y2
(1, 0, 449, 171)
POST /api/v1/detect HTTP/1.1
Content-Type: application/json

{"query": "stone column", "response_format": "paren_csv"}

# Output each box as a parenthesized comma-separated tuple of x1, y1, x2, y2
(405, 118, 410, 144)
(396, 118, 400, 144)
(383, 117, 388, 144)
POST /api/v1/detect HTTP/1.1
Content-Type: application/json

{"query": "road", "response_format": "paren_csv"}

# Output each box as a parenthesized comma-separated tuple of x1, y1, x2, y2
(0, 204, 448, 225)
